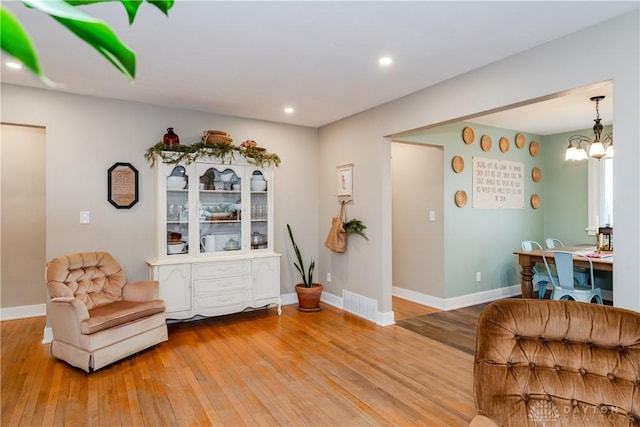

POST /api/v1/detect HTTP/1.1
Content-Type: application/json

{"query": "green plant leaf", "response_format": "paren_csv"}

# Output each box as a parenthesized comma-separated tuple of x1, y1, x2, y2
(64, 1, 143, 24)
(0, 6, 43, 77)
(23, 0, 136, 80)
(147, 0, 174, 16)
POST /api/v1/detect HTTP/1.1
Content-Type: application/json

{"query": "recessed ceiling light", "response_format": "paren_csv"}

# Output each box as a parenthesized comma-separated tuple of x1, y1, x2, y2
(6, 61, 22, 69)
(379, 57, 393, 66)
(284, 107, 294, 114)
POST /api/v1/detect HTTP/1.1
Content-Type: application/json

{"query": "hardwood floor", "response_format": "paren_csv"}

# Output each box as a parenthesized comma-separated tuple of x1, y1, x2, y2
(392, 296, 440, 320)
(1, 302, 475, 426)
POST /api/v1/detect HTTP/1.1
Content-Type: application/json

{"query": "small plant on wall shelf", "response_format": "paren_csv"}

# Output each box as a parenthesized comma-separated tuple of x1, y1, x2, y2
(344, 219, 368, 240)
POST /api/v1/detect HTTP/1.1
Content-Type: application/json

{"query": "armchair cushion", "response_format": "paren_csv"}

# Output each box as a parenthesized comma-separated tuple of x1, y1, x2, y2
(83, 299, 165, 334)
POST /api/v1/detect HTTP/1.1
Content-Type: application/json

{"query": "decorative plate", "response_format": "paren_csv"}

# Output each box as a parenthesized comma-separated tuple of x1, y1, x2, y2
(499, 137, 509, 153)
(529, 140, 540, 157)
(452, 156, 464, 173)
(531, 194, 541, 209)
(455, 190, 467, 207)
(515, 133, 525, 149)
(532, 167, 542, 182)
(462, 127, 475, 144)
(480, 135, 492, 152)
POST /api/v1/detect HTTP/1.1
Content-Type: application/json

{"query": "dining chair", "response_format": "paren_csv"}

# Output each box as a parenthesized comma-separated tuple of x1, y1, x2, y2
(544, 237, 589, 287)
(542, 250, 603, 304)
(520, 240, 555, 299)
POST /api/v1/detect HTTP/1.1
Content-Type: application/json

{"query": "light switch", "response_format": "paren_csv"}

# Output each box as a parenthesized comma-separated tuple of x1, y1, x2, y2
(429, 210, 436, 221)
(80, 211, 90, 224)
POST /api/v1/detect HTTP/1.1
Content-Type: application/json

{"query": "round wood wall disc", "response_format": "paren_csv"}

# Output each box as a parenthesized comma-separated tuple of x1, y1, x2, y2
(462, 127, 475, 144)
(452, 156, 464, 173)
(532, 167, 542, 182)
(515, 133, 525, 149)
(480, 135, 492, 152)
(499, 137, 509, 153)
(455, 190, 467, 207)
(529, 140, 540, 157)
(531, 194, 541, 209)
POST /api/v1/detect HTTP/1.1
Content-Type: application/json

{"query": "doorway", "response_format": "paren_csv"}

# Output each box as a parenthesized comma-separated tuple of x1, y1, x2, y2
(1, 123, 46, 310)
(391, 141, 444, 307)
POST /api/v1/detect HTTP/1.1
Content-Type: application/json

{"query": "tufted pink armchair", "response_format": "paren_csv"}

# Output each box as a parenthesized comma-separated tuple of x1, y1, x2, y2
(45, 252, 168, 372)
(471, 299, 640, 426)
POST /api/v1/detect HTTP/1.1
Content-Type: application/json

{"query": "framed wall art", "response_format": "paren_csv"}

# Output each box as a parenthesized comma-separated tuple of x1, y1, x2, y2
(108, 162, 139, 209)
(337, 163, 354, 198)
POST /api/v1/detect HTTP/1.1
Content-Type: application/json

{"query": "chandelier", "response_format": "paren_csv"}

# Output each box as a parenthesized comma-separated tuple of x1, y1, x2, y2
(565, 96, 613, 161)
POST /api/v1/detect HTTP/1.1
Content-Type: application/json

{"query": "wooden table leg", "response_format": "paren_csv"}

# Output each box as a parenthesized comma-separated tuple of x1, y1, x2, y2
(518, 254, 534, 298)
(521, 265, 533, 298)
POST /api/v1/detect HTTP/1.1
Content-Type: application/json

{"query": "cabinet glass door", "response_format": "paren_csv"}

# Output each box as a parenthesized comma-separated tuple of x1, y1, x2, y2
(199, 167, 242, 254)
(249, 170, 269, 251)
(166, 166, 189, 256)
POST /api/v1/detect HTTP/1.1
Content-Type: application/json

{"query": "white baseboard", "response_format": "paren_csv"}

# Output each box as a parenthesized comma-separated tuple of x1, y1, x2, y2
(43, 327, 53, 344)
(0, 303, 46, 321)
(393, 285, 521, 311)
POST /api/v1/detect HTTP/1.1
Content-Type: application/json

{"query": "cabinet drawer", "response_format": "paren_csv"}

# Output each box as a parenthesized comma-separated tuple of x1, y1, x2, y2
(194, 275, 250, 294)
(193, 261, 251, 279)
(194, 291, 251, 309)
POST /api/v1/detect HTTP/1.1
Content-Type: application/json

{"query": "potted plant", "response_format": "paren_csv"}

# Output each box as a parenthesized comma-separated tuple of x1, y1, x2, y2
(286, 224, 323, 312)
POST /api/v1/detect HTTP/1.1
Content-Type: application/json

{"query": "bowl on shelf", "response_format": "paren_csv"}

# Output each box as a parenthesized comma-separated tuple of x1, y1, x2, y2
(250, 180, 267, 191)
(167, 242, 186, 254)
(167, 176, 187, 189)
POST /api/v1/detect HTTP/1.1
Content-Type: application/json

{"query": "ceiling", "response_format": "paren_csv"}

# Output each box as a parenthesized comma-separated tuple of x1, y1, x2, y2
(1, 1, 635, 131)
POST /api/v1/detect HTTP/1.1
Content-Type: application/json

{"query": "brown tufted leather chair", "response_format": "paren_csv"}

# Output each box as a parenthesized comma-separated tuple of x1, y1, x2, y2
(471, 299, 640, 426)
(45, 252, 168, 372)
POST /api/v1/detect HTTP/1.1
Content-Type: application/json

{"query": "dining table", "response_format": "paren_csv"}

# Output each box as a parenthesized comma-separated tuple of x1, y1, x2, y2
(513, 244, 613, 298)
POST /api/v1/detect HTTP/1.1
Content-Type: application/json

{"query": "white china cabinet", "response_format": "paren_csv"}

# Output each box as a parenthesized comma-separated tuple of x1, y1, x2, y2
(146, 154, 281, 320)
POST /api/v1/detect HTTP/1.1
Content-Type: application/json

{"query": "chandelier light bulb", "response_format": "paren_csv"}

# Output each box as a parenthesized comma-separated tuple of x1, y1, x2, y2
(589, 141, 606, 159)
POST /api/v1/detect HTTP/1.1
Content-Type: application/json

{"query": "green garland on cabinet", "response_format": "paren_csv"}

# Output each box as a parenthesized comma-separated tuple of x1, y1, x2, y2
(144, 142, 281, 168)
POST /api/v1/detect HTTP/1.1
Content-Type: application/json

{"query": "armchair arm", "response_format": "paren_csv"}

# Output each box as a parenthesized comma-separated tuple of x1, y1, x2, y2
(48, 298, 90, 344)
(122, 280, 160, 302)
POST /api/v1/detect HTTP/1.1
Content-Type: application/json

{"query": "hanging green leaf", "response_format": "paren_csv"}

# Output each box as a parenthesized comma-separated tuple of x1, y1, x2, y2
(64, 1, 143, 25)
(23, 0, 136, 80)
(0, 7, 43, 77)
(147, 0, 174, 16)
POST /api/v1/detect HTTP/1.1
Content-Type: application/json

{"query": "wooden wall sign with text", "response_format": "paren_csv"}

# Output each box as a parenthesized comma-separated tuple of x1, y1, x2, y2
(108, 162, 139, 209)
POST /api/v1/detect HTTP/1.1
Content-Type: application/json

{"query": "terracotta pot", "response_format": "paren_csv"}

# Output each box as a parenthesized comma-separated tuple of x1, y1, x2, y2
(295, 283, 323, 312)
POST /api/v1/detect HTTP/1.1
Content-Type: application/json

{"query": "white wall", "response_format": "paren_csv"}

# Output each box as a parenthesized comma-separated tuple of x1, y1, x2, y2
(0, 85, 319, 308)
(318, 11, 639, 312)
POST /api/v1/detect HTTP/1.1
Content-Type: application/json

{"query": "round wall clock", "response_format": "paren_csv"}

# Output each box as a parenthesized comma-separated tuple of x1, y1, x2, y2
(452, 155, 464, 173)
(499, 137, 509, 153)
(480, 135, 492, 152)
(515, 133, 525, 149)
(462, 127, 475, 144)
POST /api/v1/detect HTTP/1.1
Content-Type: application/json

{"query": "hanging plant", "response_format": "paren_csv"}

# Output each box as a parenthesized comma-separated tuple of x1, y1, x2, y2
(344, 219, 368, 240)
(144, 141, 281, 168)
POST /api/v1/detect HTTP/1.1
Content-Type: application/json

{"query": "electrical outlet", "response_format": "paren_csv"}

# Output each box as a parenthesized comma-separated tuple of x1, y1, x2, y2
(429, 210, 436, 221)
(327, 272, 332, 283)
(476, 272, 481, 282)
(80, 211, 90, 224)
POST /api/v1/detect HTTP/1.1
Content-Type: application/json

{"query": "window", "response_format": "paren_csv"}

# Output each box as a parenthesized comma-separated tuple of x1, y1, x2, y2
(587, 157, 613, 235)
